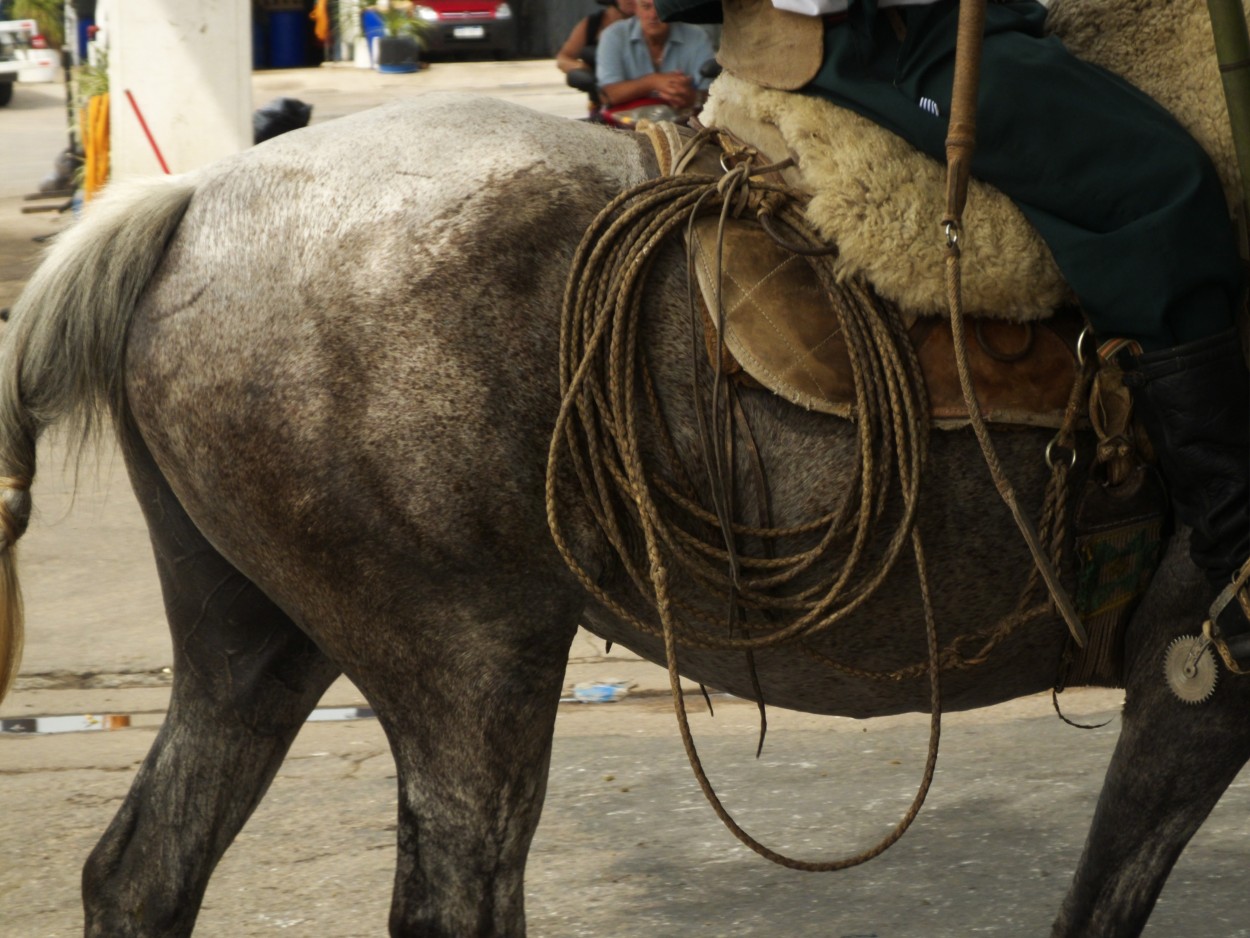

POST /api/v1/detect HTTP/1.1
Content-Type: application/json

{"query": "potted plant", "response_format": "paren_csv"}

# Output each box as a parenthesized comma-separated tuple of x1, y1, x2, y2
(6, 0, 64, 49)
(371, 2, 427, 74)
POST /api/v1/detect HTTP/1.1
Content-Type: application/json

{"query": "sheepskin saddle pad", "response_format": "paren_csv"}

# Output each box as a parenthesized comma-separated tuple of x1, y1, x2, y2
(643, 118, 1086, 428)
(670, 0, 1240, 425)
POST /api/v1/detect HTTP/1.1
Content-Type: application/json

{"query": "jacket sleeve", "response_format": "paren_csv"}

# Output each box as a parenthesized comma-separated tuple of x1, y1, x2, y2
(657, 0, 723, 24)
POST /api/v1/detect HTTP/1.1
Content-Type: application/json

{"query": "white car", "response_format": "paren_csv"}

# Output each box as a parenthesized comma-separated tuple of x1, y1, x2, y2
(16, 24, 57, 82)
(0, 19, 56, 106)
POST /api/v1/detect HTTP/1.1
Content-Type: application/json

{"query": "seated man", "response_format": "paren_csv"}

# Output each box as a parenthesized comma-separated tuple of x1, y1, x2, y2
(595, 0, 716, 110)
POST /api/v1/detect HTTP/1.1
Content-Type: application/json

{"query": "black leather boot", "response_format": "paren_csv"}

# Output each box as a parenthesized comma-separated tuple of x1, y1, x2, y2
(1122, 329, 1250, 655)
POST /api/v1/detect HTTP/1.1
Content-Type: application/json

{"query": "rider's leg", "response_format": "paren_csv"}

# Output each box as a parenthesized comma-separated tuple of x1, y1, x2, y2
(1121, 334, 1250, 651)
(803, 0, 1250, 640)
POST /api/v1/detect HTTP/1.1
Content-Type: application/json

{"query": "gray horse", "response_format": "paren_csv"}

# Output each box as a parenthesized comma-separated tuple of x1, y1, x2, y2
(0, 88, 1247, 937)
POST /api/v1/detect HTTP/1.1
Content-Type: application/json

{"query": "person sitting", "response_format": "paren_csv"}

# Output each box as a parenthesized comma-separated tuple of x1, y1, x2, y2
(655, 0, 1250, 661)
(556, 0, 637, 76)
(595, 0, 715, 110)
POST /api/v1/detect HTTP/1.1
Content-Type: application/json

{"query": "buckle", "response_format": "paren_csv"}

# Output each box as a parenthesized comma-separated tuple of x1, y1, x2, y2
(1208, 557, 1250, 626)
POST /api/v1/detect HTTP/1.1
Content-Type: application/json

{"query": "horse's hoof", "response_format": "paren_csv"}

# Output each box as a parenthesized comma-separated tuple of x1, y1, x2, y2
(1164, 635, 1218, 704)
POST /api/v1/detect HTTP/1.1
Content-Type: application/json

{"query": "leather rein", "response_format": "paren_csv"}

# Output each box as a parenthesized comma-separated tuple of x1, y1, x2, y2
(941, 0, 1089, 649)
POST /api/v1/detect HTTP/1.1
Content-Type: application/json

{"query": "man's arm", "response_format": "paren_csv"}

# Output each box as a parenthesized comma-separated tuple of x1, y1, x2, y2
(600, 76, 661, 106)
(604, 72, 697, 108)
(556, 18, 591, 74)
(594, 20, 634, 92)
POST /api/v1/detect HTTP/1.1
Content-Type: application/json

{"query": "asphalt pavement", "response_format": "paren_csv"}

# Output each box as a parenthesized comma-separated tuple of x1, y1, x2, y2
(0, 61, 1246, 938)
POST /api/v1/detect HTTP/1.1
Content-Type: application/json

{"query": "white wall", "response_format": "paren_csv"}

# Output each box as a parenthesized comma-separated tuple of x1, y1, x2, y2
(107, 0, 251, 179)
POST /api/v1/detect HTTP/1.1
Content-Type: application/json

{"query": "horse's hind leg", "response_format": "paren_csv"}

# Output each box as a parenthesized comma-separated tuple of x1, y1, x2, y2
(1053, 534, 1250, 937)
(349, 583, 581, 938)
(81, 438, 340, 938)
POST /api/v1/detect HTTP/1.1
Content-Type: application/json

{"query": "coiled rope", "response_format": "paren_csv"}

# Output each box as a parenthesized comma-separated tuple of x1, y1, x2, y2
(546, 136, 946, 869)
(546, 103, 1088, 865)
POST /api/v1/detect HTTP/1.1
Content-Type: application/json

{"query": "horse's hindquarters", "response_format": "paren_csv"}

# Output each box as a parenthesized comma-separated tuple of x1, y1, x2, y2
(123, 96, 651, 664)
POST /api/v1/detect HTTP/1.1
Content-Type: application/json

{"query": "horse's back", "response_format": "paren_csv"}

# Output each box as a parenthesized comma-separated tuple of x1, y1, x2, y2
(138, 94, 650, 343)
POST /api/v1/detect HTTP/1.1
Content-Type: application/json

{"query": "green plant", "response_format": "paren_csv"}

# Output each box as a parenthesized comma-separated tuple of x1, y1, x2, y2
(70, 47, 106, 188)
(376, 4, 429, 45)
(9, 0, 64, 49)
(75, 46, 105, 99)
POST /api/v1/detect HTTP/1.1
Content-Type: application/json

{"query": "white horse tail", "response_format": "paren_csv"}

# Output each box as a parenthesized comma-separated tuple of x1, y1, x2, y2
(0, 175, 197, 703)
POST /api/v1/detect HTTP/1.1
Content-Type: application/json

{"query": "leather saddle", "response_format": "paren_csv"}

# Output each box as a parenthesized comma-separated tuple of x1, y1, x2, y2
(638, 0, 1240, 433)
(636, 113, 1157, 691)
(641, 119, 1085, 430)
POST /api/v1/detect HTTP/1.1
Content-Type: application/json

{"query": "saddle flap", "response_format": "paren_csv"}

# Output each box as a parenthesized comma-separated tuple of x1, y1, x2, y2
(689, 211, 1082, 428)
(691, 216, 855, 409)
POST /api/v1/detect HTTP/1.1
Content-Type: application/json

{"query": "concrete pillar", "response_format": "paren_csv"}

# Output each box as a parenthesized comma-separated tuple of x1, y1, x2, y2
(108, 0, 251, 179)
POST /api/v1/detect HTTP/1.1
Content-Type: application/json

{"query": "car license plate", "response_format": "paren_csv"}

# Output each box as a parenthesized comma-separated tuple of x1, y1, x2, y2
(453, 25, 485, 39)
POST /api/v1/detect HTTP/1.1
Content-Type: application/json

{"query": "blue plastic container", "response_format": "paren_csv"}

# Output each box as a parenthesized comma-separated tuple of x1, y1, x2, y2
(268, 10, 306, 69)
(361, 9, 385, 66)
(376, 36, 419, 73)
(253, 20, 267, 69)
(77, 17, 94, 60)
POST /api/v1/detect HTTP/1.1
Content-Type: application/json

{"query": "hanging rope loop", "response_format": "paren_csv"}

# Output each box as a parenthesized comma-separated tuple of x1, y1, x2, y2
(547, 109, 1085, 867)
(547, 132, 947, 869)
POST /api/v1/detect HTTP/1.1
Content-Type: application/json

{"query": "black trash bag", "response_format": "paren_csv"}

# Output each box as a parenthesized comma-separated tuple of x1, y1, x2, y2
(39, 148, 79, 193)
(253, 97, 313, 145)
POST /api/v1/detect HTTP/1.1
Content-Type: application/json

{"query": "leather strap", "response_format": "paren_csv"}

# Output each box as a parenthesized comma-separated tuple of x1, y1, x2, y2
(939, 0, 1089, 649)
(943, 0, 987, 227)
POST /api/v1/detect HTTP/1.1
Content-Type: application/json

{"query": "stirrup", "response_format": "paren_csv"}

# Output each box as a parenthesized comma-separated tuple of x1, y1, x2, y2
(1203, 558, 1250, 675)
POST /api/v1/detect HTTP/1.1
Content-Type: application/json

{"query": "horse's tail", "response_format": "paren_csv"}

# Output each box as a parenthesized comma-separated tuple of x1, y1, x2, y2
(0, 175, 197, 703)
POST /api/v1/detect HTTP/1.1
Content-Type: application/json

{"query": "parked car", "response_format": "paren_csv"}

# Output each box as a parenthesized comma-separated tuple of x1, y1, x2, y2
(16, 21, 56, 82)
(413, 0, 515, 59)
(0, 31, 16, 105)
(0, 19, 33, 106)
(0, 18, 56, 105)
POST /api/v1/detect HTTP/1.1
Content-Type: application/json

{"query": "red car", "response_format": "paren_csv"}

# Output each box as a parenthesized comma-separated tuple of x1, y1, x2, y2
(413, 0, 516, 59)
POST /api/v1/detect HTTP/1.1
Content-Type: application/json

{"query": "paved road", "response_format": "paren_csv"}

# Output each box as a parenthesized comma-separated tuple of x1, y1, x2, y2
(11, 686, 1250, 937)
(0, 62, 1247, 938)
